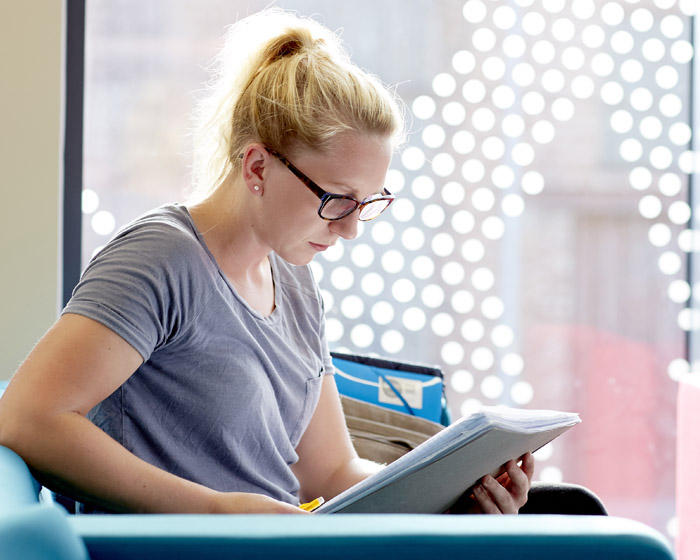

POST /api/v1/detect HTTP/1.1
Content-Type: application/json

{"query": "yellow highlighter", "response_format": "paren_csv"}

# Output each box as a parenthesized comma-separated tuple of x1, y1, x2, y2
(299, 497, 325, 512)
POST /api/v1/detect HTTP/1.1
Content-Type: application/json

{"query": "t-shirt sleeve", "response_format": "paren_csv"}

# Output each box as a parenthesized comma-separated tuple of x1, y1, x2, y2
(63, 223, 213, 361)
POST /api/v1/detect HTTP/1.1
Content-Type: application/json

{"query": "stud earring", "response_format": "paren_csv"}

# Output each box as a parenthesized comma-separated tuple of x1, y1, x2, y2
(253, 185, 260, 191)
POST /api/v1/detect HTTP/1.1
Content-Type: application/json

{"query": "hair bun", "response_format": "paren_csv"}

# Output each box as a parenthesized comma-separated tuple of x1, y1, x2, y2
(266, 30, 324, 64)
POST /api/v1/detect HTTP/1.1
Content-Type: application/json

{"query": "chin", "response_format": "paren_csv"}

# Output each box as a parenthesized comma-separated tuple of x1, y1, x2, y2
(276, 250, 315, 267)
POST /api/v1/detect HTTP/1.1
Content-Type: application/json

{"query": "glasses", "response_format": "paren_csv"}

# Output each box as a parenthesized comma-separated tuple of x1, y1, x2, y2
(266, 148, 395, 221)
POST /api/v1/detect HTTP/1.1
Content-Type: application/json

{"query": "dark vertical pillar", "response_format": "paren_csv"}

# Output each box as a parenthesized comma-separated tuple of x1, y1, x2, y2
(62, 0, 85, 306)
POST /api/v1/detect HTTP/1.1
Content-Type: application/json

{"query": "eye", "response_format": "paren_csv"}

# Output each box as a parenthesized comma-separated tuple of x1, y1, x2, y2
(321, 196, 358, 220)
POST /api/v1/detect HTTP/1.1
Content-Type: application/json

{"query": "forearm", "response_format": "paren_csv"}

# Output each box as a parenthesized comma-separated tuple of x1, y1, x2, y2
(0, 316, 304, 515)
(0, 409, 218, 513)
(310, 456, 384, 502)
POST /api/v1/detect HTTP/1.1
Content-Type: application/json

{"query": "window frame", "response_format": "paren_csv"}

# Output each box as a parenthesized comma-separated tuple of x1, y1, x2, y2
(63, 0, 86, 305)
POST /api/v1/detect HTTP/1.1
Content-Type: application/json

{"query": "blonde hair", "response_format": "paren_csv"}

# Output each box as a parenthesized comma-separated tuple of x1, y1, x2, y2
(188, 8, 406, 202)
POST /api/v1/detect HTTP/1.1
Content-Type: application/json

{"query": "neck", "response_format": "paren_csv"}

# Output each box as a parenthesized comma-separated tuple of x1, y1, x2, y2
(187, 178, 270, 282)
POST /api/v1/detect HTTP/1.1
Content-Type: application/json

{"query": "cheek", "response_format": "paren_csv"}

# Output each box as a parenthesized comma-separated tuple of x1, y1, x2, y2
(270, 186, 319, 223)
(270, 205, 323, 241)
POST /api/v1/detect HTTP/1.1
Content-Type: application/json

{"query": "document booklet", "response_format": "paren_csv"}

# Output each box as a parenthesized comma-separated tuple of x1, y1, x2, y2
(315, 406, 580, 514)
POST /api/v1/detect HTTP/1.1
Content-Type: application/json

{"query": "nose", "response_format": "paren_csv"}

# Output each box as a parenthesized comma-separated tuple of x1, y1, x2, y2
(329, 212, 360, 240)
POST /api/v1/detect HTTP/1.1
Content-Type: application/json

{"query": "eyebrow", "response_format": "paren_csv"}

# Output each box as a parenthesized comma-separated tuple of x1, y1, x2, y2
(328, 182, 362, 199)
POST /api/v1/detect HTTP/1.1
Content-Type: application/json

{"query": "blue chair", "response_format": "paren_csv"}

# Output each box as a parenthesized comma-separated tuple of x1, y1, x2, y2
(0, 445, 88, 560)
(0, 443, 676, 560)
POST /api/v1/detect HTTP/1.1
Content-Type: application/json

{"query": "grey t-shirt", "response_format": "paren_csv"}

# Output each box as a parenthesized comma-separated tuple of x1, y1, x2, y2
(63, 204, 334, 505)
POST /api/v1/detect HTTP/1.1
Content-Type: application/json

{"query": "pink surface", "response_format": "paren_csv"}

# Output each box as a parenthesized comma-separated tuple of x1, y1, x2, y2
(677, 374, 700, 560)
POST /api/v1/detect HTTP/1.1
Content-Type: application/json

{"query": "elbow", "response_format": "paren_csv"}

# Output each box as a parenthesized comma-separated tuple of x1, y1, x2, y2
(0, 400, 27, 455)
(0, 392, 47, 460)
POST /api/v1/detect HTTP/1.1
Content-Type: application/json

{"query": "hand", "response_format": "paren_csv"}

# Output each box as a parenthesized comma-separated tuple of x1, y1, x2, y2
(209, 491, 309, 514)
(450, 452, 535, 515)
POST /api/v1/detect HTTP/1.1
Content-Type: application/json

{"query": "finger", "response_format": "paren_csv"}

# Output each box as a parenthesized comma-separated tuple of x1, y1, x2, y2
(495, 459, 516, 486)
(494, 466, 511, 486)
(520, 452, 535, 482)
(482, 475, 519, 514)
(473, 483, 502, 515)
(505, 460, 531, 507)
(258, 495, 310, 514)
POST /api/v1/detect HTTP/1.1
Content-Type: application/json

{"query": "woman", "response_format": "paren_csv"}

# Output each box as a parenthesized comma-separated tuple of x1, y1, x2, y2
(0, 9, 533, 515)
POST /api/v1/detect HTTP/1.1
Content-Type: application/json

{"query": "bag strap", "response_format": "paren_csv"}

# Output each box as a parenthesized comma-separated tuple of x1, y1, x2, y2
(376, 371, 416, 417)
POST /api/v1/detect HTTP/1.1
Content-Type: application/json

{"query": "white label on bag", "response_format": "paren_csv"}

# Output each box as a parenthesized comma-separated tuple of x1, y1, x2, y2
(378, 376, 424, 409)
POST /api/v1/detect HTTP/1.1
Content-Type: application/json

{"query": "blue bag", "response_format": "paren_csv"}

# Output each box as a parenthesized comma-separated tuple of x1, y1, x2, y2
(331, 352, 451, 426)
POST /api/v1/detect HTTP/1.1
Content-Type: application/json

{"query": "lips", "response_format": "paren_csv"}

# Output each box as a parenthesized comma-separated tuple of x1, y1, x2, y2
(309, 242, 331, 252)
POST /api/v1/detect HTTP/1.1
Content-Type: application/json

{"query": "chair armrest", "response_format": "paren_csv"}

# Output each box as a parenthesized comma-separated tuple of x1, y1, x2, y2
(0, 445, 42, 511)
(1, 505, 88, 560)
(70, 513, 675, 560)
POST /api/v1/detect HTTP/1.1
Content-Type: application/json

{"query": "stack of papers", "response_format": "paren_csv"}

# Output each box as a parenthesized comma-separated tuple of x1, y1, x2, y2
(315, 406, 580, 514)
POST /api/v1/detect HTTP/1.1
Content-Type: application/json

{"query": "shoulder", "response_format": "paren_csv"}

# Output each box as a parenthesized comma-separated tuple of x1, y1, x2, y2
(89, 205, 212, 274)
(75, 204, 219, 311)
(110, 205, 203, 253)
(66, 205, 218, 357)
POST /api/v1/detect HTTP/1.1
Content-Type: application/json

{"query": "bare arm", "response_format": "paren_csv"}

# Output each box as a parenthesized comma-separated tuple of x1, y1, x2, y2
(291, 375, 383, 503)
(0, 314, 303, 514)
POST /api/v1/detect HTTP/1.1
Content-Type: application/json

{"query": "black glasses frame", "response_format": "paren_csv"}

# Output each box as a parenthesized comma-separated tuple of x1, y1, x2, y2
(265, 148, 394, 221)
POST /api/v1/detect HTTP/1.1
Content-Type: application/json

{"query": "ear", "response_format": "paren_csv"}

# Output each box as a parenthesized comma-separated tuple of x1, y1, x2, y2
(240, 144, 269, 195)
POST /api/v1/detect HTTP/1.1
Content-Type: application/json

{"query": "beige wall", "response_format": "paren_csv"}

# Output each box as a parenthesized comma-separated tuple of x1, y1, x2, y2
(0, 3, 64, 379)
